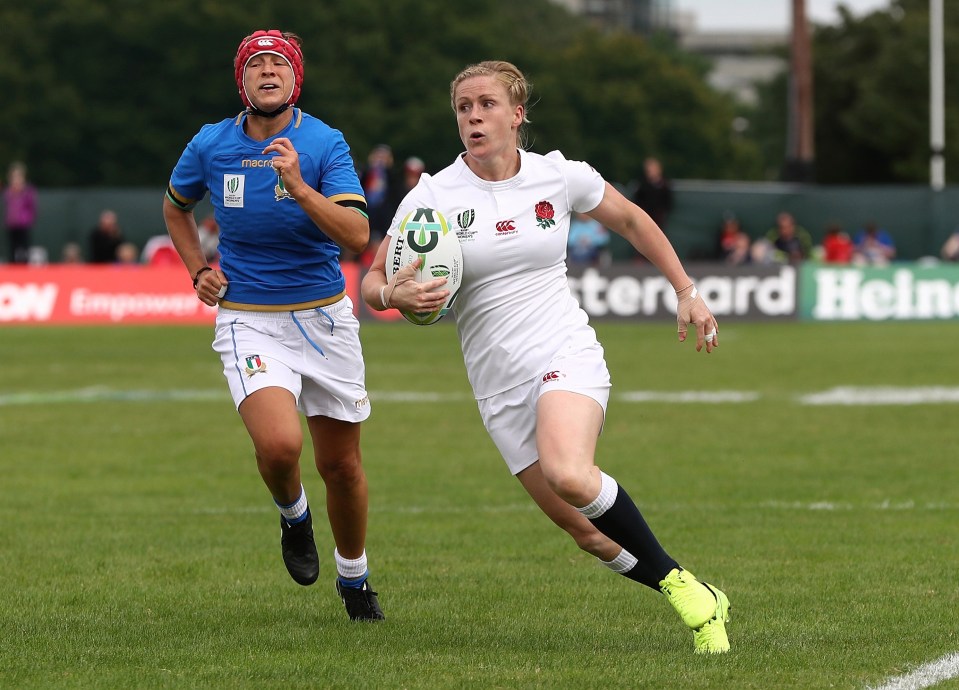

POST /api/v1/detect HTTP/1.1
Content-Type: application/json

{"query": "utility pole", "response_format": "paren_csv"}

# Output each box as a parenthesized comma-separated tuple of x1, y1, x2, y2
(783, 0, 815, 182)
(930, 0, 945, 190)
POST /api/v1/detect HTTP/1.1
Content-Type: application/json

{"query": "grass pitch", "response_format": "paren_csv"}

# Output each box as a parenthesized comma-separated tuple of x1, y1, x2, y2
(1, 320, 957, 689)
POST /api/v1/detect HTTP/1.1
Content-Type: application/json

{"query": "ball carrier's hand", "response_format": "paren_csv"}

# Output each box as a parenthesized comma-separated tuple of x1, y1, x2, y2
(193, 266, 228, 307)
(676, 284, 719, 353)
(263, 137, 305, 196)
(380, 258, 449, 313)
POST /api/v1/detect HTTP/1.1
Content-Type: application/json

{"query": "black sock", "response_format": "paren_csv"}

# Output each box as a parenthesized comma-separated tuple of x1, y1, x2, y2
(585, 479, 678, 589)
(619, 562, 661, 590)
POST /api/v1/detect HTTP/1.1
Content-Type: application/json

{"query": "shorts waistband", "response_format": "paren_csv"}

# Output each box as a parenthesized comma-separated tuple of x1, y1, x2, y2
(219, 290, 346, 313)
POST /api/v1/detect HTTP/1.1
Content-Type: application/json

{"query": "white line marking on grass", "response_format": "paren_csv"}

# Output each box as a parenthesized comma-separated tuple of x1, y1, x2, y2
(7, 386, 958, 408)
(800, 387, 959, 406)
(761, 500, 957, 511)
(867, 652, 959, 690)
(372, 503, 539, 515)
(192, 506, 273, 515)
(617, 390, 760, 403)
(0, 386, 227, 406)
(370, 391, 470, 402)
(0, 387, 763, 406)
(192, 503, 538, 516)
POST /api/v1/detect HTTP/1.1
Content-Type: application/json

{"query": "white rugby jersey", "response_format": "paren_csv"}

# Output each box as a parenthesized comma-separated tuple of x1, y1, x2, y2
(389, 149, 607, 398)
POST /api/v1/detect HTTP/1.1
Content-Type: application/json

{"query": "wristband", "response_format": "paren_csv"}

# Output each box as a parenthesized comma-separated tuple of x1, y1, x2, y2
(192, 266, 212, 289)
(379, 285, 390, 309)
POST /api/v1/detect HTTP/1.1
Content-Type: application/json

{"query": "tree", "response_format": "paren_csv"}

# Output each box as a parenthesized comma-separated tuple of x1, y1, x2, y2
(0, 0, 760, 186)
(752, 0, 959, 184)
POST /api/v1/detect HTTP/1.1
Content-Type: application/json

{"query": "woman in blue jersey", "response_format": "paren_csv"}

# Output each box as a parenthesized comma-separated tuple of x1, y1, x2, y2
(163, 29, 383, 621)
(361, 61, 731, 651)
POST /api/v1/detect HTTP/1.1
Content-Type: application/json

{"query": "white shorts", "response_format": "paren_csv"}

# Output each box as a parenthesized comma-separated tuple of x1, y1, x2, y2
(477, 341, 611, 475)
(214, 295, 371, 422)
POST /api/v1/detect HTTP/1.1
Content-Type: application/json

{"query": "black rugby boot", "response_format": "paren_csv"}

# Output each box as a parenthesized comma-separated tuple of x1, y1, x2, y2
(279, 510, 319, 585)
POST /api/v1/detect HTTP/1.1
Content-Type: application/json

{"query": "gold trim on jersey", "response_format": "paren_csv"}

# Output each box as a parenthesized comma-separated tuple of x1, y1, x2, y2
(329, 192, 366, 205)
(220, 290, 346, 312)
(166, 183, 196, 210)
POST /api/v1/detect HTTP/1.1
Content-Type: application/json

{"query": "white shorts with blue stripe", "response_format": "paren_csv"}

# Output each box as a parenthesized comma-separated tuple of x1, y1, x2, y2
(214, 295, 371, 422)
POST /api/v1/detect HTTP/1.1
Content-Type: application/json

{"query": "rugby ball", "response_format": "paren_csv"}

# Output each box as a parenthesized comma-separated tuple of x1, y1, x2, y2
(386, 208, 463, 326)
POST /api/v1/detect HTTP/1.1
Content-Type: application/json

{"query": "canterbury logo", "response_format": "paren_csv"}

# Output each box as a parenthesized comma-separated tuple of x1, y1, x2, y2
(542, 371, 560, 382)
(495, 220, 516, 233)
(256, 39, 275, 47)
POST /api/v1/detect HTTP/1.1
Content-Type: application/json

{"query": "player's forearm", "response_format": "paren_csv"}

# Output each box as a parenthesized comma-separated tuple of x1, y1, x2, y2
(633, 228, 693, 292)
(360, 265, 391, 311)
(612, 207, 692, 292)
(162, 198, 207, 278)
(290, 186, 369, 254)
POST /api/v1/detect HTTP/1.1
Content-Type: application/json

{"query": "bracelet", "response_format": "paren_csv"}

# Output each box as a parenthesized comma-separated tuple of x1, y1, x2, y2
(379, 285, 390, 309)
(192, 266, 213, 289)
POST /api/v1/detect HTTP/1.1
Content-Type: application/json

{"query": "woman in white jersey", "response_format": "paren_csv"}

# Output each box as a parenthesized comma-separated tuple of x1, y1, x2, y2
(163, 30, 383, 621)
(361, 60, 731, 652)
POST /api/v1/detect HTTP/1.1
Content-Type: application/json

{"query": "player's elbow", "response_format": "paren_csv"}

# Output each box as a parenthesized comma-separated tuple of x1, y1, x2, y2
(343, 230, 369, 255)
(341, 213, 370, 255)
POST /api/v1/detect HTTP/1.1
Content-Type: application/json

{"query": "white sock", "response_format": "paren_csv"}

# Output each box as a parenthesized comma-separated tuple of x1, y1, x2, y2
(275, 485, 308, 523)
(575, 471, 619, 519)
(600, 548, 639, 575)
(335, 548, 368, 584)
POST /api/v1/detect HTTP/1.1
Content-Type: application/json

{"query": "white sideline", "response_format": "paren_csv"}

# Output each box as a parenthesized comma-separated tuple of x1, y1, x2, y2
(0, 386, 226, 405)
(760, 500, 958, 511)
(867, 652, 959, 690)
(0, 387, 762, 405)
(801, 386, 959, 405)
(192, 502, 539, 516)
(5, 386, 959, 407)
(618, 390, 760, 403)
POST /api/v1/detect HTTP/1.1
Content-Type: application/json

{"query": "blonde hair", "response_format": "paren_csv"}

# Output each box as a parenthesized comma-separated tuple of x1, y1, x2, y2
(450, 61, 532, 146)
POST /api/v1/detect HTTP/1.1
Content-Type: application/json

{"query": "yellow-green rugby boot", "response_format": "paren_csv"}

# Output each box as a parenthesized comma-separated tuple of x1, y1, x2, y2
(659, 568, 731, 654)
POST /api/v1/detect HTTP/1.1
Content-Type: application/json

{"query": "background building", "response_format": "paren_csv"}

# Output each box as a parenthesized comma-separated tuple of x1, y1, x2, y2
(554, 0, 786, 105)
(679, 27, 787, 105)
(550, 0, 673, 35)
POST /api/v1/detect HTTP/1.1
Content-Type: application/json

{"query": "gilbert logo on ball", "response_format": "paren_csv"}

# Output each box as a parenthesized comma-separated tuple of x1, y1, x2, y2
(387, 208, 463, 326)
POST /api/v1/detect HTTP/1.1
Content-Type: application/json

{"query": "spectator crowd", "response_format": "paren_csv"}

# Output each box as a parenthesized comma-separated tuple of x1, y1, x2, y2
(4, 152, 959, 268)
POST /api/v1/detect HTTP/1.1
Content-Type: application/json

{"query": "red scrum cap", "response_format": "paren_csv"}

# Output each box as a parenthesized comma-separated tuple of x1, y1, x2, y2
(234, 30, 304, 110)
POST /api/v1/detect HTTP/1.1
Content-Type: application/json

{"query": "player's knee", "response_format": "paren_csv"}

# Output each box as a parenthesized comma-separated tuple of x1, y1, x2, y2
(254, 436, 302, 471)
(316, 451, 364, 485)
(542, 466, 593, 506)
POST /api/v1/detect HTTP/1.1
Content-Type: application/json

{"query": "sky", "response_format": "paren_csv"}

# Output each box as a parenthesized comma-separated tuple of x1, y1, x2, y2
(674, 0, 892, 31)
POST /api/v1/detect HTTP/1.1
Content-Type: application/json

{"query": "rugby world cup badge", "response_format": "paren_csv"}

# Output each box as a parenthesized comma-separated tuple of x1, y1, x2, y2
(224, 174, 245, 208)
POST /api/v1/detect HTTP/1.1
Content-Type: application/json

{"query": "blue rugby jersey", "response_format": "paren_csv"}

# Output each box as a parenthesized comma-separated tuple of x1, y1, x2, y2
(167, 109, 366, 305)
